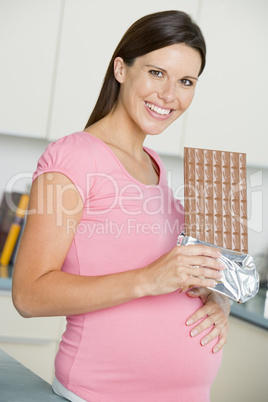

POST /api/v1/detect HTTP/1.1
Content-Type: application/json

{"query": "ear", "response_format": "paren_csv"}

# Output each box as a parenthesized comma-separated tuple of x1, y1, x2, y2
(114, 57, 126, 84)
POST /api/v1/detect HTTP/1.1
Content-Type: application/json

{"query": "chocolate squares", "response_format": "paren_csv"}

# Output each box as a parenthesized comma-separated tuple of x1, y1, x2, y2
(184, 147, 248, 253)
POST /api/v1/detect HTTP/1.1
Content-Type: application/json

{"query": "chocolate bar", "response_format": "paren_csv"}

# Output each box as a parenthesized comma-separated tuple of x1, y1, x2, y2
(184, 147, 248, 254)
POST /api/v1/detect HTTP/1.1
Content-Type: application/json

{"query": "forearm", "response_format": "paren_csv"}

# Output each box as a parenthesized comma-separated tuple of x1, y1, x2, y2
(12, 267, 147, 318)
(12, 173, 149, 318)
(14, 174, 224, 319)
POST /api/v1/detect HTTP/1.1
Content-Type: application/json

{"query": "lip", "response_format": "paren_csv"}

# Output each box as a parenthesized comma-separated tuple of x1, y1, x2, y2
(144, 101, 175, 121)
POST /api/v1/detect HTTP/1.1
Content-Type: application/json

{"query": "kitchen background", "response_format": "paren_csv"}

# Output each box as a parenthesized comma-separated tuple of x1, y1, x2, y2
(0, 0, 268, 401)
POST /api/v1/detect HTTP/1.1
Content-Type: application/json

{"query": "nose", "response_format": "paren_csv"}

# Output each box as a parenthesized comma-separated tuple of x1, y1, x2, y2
(158, 80, 177, 103)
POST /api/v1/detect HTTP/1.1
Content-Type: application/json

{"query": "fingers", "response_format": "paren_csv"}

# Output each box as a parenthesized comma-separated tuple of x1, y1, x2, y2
(187, 265, 223, 281)
(186, 302, 210, 327)
(148, 245, 225, 296)
(181, 275, 218, 290)
(177, 260, 224, 289)
(189, 255, 225, 271)
(189, 313, 216, 341)
(178, 244, 222, 259)
(176, 247, 225, 272)
(211, 324, 229, 353)
(174, 246, 225, 291)
(188, 314, 228, 353)
(178, 255, 224, 272)
(185, 290, 229, 353)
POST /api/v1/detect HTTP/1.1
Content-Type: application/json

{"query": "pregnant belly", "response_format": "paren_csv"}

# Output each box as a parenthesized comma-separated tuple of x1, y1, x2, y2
(58, 291, 222, 401)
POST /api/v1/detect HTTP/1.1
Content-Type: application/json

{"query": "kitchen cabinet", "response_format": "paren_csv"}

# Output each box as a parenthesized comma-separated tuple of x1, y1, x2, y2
(49, 0, 268, 165)
(0, 0, 63, 139)
(183, 0, 268, 167)
(0, 291, 66, 384)
(2, 0, 267, 166)
(48, 0, 200, 153)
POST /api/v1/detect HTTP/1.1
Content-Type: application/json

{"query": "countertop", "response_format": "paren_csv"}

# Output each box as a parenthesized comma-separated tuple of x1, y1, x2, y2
(0, 349, 65, 401)
(230, 286, 268, 329)
(1, 265, 268, 330)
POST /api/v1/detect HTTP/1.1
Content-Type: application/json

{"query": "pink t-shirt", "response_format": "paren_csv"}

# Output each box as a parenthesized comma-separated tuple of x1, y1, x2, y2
(33, 132, 222, 402)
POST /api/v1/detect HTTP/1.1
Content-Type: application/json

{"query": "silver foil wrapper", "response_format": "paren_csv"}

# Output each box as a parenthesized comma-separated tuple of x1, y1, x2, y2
(177, 234, 259, 303)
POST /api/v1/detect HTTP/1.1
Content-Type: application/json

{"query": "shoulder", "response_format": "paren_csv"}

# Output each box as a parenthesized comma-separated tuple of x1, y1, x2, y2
(32, 132, 101, 202)
(45, 131, 99, 156)
(35, 131, 106, 169)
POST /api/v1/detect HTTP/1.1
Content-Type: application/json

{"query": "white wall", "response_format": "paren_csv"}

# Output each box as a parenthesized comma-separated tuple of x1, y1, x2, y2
(1, 133, 268, 257)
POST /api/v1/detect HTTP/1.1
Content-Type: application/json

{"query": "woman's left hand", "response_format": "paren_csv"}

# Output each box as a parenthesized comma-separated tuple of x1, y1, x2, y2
(185, 287, 230, 354)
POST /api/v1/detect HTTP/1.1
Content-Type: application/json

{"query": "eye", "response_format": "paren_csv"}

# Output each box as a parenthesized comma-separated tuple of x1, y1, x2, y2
(179, 78, 193, 87)
(149, 70, 164, 78)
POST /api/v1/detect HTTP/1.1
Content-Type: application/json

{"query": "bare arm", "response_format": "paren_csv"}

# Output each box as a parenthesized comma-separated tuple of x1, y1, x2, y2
(12, 173, 147, 317)
(12, 173, 224, 318)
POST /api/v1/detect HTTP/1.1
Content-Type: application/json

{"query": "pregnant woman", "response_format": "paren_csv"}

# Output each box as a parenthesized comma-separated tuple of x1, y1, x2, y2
(12, 10, 230, 402)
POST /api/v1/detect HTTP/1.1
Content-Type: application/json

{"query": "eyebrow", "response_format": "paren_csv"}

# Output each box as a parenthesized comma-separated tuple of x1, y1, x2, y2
(145, 64, 199, 81)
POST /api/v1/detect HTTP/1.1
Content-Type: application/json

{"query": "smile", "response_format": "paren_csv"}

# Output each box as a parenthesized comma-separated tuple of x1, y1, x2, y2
(145, 102, 172, 116)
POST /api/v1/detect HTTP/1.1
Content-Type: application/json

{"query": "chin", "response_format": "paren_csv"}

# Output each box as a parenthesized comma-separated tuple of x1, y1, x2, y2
(146, 130, 164, 136)
(145, 125, 170, 136)
(142, 118, 178, 136)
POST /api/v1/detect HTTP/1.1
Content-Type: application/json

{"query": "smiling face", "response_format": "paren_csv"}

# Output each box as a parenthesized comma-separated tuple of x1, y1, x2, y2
(113, 43, 202, 136)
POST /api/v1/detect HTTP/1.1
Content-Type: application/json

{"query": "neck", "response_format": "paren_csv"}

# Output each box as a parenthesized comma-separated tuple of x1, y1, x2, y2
(91, 105, 146, 159)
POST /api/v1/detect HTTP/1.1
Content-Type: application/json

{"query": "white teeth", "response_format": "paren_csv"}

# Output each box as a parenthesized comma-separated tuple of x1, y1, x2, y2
(146, 102, 171, 115)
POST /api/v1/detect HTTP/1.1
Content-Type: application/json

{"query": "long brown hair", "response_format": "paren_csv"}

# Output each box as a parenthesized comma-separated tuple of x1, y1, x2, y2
(84, 10, 206, 128)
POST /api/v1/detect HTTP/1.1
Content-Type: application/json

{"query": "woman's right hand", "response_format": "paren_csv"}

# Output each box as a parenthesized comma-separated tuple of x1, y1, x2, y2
(143, 244, 225, 296)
